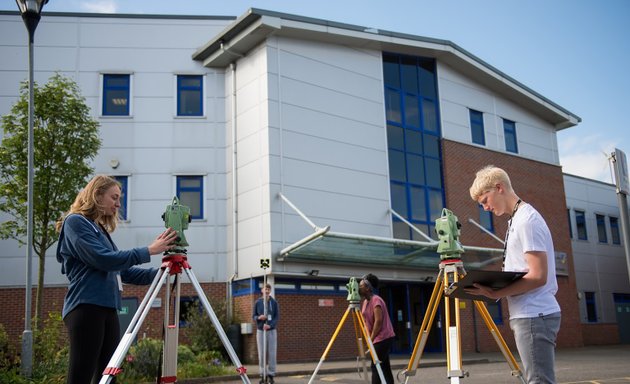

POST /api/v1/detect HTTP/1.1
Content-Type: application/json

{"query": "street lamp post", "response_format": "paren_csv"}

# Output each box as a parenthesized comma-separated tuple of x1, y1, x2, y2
(15, 0, 48, 378)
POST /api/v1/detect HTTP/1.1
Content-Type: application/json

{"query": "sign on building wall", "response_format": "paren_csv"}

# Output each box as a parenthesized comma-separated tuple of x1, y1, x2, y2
(555, 252, 569, 276)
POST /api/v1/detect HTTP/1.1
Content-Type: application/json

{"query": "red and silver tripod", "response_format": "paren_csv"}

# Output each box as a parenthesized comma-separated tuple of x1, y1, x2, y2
(99, 252, 251, 384)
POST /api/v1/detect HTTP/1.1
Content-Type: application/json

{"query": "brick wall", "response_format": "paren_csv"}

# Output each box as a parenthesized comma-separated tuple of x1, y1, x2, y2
(235, 292, 360, 364)
(581, 323, 620, 345)
(442, 139, 584, 348)
(0, 282, 227, 353)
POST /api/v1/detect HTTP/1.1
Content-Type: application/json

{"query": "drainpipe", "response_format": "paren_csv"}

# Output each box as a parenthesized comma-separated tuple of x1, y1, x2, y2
(228, 61, 238, 323)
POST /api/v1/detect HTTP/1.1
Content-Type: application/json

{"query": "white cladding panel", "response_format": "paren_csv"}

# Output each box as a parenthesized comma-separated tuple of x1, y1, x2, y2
(0, 14, 232, 286)
(564, 174, 630, 323)
(263, 37, 391, 276)
(438, 62, 560, 164)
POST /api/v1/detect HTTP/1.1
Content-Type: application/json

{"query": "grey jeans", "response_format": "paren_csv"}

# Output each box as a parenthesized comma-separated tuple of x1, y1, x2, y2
(256, 328, 277, 377)
(510, 312, 561, 384)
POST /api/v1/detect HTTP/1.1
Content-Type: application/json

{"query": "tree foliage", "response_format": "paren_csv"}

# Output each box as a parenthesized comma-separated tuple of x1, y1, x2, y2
(0, 73, 101, 325)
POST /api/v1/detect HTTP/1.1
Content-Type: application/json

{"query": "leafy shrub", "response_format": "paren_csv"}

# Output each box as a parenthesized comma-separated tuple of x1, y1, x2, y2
(118, 338, 232, 382)
(118, 337, 162, 381)
(183, 297, 238, 356)
(178, 350, 232, 379)
(0, 323, 18, 370)
(0, 313, 67, 384)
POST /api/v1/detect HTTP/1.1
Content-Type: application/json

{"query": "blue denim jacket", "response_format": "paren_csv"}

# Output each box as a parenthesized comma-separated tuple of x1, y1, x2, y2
(56, 214, 157, 318)
(253, 297, 279, 330)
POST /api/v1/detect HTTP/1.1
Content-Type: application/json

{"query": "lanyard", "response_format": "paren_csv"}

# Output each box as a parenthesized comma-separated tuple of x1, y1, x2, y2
(502, 199, 522, 270)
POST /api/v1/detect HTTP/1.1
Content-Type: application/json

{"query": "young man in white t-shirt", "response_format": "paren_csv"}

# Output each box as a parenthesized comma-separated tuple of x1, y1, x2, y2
(467, 165, 561, 384)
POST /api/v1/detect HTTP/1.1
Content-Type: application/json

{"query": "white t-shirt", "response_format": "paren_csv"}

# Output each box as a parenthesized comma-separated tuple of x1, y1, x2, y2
(504, 203, 561, 319)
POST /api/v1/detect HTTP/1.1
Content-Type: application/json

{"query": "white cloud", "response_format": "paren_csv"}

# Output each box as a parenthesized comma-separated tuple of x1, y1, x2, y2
(559, 134, 616, 183)
(80, 0, 118, 13)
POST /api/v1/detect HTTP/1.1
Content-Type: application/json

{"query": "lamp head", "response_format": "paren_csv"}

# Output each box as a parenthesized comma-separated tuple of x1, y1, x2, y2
(15, 0, 48, 15)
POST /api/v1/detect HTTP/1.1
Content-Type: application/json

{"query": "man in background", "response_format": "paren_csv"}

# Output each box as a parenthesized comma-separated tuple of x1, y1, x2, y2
(253, 283, 279, 384)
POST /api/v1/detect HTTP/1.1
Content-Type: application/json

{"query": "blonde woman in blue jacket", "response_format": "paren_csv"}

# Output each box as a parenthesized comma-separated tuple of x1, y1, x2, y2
(56, 175, 177, 384)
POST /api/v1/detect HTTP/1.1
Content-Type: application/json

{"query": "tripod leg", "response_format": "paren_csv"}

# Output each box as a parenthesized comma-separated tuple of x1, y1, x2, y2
(351, 309, 370, 383)
(307, 306, 352, 384)
(443, 267, 464, 383)
(162, 273, 181, 382)
(183, 267, 251, 384)
(354, 308, 388, 384)
(473, 301, 526, 384)
(99, 266, 171, 384)
(401, 270, 444, 382)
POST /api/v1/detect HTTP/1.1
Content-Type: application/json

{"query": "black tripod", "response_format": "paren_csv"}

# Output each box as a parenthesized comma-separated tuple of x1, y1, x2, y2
(99, 252, 251, 384)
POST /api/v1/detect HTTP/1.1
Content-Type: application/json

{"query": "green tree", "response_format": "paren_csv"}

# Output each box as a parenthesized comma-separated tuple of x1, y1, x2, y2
(0, 73, 101, 328)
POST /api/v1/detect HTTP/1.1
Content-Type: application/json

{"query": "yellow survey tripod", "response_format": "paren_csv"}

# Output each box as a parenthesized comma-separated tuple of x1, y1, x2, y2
(399, 209, 525, 384)
(308, 277, 388, 383)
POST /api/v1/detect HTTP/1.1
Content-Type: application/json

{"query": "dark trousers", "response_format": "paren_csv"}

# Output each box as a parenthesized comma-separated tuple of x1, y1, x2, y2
(371, 337, 395, 384)
(64, 304, 120, 384)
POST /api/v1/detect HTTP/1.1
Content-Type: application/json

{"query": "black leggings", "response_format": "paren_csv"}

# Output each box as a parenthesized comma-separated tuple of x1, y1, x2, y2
(371, 337, 395, 384)
(64, 304, 120, 384)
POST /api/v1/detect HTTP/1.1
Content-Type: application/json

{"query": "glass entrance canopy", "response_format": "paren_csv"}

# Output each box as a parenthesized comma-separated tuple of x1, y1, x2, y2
(278, 230, 504, 271)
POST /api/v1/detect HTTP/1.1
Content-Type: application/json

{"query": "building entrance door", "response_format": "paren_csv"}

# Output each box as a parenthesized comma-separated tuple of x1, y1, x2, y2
(409, 282, 443, 353)
(382, 282, 443, 354)
(614, 297, 630, 344)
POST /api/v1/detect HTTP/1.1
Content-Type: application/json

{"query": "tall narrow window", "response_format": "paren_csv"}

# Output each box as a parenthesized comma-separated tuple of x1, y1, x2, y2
(596, 214, 607, 243)
(503, 119, 518, 153)
(103, 74, 130, 116)
(177, 75, 203, 116)
(383, 53, 443, 241)
(114, 176, 128, 220)
(469, 109, 485, 145)
(567, 209, 573, 239)
(575, 210, 587, 240)
(176, 176, 203, 219)
(584, 291, 597, 322)
(610, 216, 621, 245)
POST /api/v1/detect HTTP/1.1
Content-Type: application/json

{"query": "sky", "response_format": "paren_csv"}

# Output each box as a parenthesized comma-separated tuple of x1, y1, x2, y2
(3, 0, 629, 184)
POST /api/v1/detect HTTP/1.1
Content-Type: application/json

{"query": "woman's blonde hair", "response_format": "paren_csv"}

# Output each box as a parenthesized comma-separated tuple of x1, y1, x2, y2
(469, 165, 513, 201)
(56, 175, 121, 233)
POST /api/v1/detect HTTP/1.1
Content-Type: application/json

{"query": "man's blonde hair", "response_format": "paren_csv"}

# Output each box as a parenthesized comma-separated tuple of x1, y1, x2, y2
(469, 165, 513, 201)
(56, 175, 121, 233)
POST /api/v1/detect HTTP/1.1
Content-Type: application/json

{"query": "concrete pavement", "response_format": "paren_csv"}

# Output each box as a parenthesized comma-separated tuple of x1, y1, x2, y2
(183, 344, 630, 383)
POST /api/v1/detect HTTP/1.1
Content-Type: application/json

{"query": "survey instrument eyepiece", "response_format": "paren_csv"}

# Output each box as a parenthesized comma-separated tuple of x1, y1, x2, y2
(161, 196, 191, 253)
(435, 208, 464, 260)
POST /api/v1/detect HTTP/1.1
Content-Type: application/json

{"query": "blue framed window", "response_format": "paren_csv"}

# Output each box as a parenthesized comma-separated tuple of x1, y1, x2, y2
(478, 205, 493, 232)
(102, 74, 130, 116)
(469, 109, 485, 145)
(567, 209, 572, 238)
(575, 210, 587, 240)
(584, 291, 597, 322)
(177, 75, 203, 116)
(176, 176, 203, 219)
(596, 214, 607, 243)
(610, 216, 620, 245)
(383, 53, 443, 241)
(503, 119, 518, 153)
(114, 176, 128, 220)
